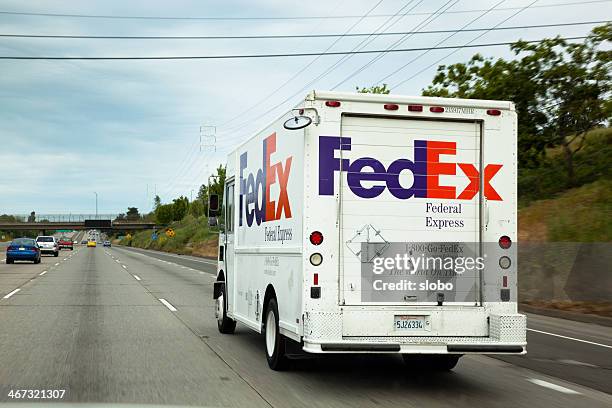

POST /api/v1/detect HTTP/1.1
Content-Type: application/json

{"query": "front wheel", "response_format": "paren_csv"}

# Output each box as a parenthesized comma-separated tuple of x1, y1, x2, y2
(402, 354, 461, 371)
(264, 298, 289, 370)
(216, 282, 236, 334)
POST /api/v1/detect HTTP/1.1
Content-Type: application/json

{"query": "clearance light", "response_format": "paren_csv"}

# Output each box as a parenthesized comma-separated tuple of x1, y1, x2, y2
(499, 235, 512, 249)
(384, 104, 399, 111)
(309, 231, 323, 245)
(499, 256, 511, 269)
(408, 105, 423, 112)
(502, 276, 508, 288)
(310, 253, 323, 266)
(430, 106, 444, 113)
(314, 273, 319, 285)
(325, 100, 341, 107)
(487, 109, 501, 116)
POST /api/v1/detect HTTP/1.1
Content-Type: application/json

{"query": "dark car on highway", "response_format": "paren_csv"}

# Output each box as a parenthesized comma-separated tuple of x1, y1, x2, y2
(6, 238, 41, 264)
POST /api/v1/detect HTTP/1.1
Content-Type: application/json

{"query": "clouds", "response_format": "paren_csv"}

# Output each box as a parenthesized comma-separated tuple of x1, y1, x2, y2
(0, 0, 608, 213)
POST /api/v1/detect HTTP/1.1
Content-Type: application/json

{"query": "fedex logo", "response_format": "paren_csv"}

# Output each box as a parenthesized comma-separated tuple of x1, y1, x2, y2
(319, 136, 502, 200)
(240, 133, 293, 227)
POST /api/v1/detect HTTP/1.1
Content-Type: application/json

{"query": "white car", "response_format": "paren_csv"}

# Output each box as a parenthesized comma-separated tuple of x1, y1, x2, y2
(35, 236, 59, 257)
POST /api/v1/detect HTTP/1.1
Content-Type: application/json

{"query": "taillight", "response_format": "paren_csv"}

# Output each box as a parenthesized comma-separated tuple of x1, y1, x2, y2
(499, 235, 512, 249)
(384, 104, 399, 111)
(487, 109, 501, 116)
(430, 106, 444, 113)
(408, 104, 423, 112)
(309, 231, 323, 245)
(313, 273, 319, 285)
(325, 100, 341, 107)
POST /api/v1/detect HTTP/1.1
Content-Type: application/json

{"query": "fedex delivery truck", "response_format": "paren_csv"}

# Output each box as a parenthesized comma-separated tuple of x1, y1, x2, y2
(213, 90, 526, 370)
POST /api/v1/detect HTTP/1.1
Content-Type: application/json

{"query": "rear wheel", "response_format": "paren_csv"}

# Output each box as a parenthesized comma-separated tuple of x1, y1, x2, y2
(402, 354, 461, 371)
(264, 298, 289, 370)
(215, 282, 236, 334)
(53, 251, 59, 257)
(6, 258, 13, 264)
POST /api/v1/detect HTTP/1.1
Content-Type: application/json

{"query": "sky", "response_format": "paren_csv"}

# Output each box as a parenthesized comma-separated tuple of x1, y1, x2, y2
(0, 0, 609, 215)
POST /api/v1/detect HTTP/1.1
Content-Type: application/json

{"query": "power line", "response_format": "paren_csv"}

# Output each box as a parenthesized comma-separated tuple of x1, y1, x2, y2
(3, 19, 604, 40)
(216, 0, 436, 137)
(392, 0, 541, 89)
(0, 37, 589, 60)
(330, 0, 505, 91)
(0, 1, 608, 21)
(216, 0, 386, 129)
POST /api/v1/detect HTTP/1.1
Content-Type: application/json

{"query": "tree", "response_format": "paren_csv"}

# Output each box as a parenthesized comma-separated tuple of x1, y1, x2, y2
(27, 211, 36, 223)
(126, 207, 140, 221)
(189, 199, 205, 218)
(172, 196, 189, 221)
(356, 84, 390, 94)
(422, 23, 611, 181)
(155, 204, 173, 224)
(153, 195, 161, 210)
(114, 213, 126, 221)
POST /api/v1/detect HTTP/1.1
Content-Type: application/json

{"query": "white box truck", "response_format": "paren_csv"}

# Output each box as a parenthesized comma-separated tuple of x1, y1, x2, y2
(213, 90, 526, 370)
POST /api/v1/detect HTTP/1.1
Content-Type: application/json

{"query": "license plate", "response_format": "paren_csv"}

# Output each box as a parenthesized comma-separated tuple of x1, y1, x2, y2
(394, 315, 426, 331)
(18, 247, 25, 251)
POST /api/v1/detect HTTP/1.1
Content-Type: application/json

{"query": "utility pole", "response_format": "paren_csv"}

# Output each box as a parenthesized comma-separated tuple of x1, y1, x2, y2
(94, 192, 98, 219)
(190, 189, 194, 202)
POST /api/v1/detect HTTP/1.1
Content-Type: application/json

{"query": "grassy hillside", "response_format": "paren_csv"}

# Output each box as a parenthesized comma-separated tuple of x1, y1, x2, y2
(118, 215, 218, 258)
(519, 179, 612, 242)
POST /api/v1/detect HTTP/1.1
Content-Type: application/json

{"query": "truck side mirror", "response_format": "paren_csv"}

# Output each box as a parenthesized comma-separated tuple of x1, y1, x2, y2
(209, 194, 219, 216)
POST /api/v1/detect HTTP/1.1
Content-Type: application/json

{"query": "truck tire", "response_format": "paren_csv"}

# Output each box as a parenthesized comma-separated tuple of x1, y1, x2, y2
(402, 354, 461, 371)
(216, 282, 236, 334)
(263, 298, 289, 370)
(54, 251, 59, 257)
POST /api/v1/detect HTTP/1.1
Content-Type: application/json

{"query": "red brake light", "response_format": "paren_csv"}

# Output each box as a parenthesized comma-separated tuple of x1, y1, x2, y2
(408, 105, 423, 112)
(487, 109, 501, 116)
(499, 235, 512, 249)
(384, 104, 399, 111)
(309, 231, 323, 245)
(325, 101, 341, 107)
(430, 106, 444, 113)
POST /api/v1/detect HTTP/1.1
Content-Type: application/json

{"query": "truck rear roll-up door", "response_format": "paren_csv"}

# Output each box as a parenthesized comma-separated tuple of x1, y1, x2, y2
(338, 115, 482, 306)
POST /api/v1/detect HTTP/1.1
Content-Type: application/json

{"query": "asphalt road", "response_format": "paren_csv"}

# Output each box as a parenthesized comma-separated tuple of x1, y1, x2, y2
(0, 245, 610, 407)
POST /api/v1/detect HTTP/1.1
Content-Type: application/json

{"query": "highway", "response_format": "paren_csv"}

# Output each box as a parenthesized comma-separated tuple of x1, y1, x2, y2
(0, 244, 610, 407)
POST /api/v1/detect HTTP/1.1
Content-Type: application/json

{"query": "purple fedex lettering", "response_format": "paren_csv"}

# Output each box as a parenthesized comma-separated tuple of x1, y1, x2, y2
(319, 136, 427, 199)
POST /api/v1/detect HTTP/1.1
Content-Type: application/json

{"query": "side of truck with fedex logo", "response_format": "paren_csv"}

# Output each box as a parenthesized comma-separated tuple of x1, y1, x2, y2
(213, 91, 526, 370)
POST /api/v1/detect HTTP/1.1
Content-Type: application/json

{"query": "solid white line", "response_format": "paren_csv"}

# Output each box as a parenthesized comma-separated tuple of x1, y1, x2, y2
(3, 288, 20, 299)
(122, 265, 127, 269)
(527, 378, 581, 395)
(127, 247, 217, 264)
(39, 271, 47, 276)
(133, 275, 141, 281)
(528, 328, 612, 349)
(54, 262, 59, 266)
(159, 298, 177, 311)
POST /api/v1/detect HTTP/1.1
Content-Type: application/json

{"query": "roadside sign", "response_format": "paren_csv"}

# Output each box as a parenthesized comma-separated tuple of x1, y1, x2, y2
(151, 233, 158, 241)
(165, 228, 175, 238)
(126, 233, 132, 240)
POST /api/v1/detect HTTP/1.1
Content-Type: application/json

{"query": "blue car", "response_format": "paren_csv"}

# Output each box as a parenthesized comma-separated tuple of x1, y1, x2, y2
(6, 238, 41, 264)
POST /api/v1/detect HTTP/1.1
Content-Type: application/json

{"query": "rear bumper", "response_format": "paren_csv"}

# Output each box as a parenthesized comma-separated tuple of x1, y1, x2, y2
(40, 248, 57, 253)
(6, 251, 38, 260)
(303, 339, 526, 354)
(302, 309, 527, 355)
